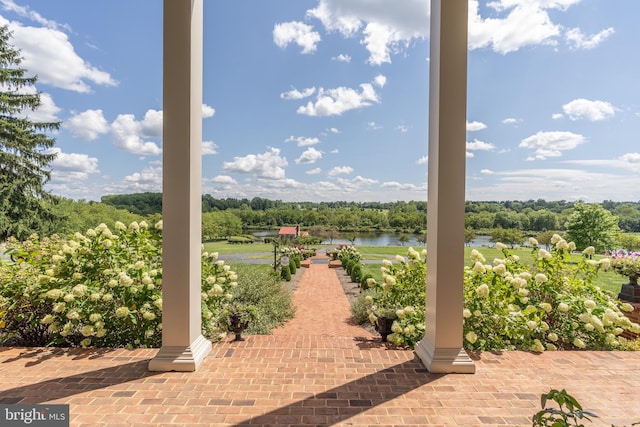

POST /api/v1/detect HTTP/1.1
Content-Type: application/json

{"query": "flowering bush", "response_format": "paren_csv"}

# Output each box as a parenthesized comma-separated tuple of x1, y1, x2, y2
(605, 251, 640, 278)
(0, 221, 240, 348)
(337, 245, 361, 265)
(363, 236, 640, 351)
(463, 236, 638, 351)
(366, 247, 426, 347)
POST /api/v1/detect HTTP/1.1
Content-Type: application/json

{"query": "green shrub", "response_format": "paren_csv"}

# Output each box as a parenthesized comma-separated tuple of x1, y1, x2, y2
(294, 256, 301, 268)
(360, 273, 374, 290)
(227, 264, 295, 334)
(344, 259, 355, 275)
(367, 240, 640, 350)
(351, 289, 375, 325)
(280, 265, 291, 281)
(0, 221, 240, 348)
(289, 260, 297, 275)
(350, 264, 362, 283)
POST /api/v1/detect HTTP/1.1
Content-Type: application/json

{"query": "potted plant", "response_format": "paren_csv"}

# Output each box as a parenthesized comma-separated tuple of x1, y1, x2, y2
(607, 251, 640, 303)
(220, 301, 256, 342)
(373, 308, 398, 343)
(609, 251, 640, 285)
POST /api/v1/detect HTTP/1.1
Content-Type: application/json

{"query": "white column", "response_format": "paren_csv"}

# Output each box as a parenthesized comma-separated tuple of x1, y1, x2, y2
(414, 0, 475, 374)
(149, 0, 211, 372)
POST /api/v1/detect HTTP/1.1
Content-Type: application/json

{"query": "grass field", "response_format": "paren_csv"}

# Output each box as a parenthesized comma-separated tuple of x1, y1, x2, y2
(202, 241, 626, 296)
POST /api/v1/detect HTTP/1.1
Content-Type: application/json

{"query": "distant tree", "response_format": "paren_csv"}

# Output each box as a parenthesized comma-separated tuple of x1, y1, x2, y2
(490, 228, 524, 247)
(535, 230, 557, 249)
(0, 26, 60, 240)
(565, 203, 619, 252)
(50, 199, 144, 236)
(398, 233, 410, 246)
(615, 233, 640, 252)
(464, 228, 477, 246)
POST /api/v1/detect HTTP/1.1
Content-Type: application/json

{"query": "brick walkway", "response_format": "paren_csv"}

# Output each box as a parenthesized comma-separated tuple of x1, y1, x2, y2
(1, 258, 639, 426)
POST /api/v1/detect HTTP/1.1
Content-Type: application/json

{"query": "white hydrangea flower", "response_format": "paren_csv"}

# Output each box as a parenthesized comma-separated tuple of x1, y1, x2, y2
(115, 307, 130, 318)
(475, 283, 489, 297)
(465, 331, 478, 344)
(535, 273, 548, 284)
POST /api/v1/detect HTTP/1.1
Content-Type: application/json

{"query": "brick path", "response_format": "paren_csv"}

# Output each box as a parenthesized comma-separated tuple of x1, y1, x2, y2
(270, 259, 373, 339)
(0, 257, 639, 426)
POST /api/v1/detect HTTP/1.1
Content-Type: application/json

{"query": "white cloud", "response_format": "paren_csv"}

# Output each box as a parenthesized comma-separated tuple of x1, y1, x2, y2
(416, 156, 428, 165)
(552, 113, 564, 120)
(223, 147, 288, 180)
(519, 131, 586, 160)
(0, 0, 70, 31)
(122, 166, 162, 192)
(468, 0, 585, 54)
(306, 0, 427, 65)
(47, 147, 99, 182)
(297, 83, 379, 116)
(306, 168, 322, 175)
(202, 104, 216, 118)
(480, 169, 495, 174)
(295, 147, 323, 164)
(111, 114, 162, 156)
(367, 121, 382, 130)
(467, 120, 487, 131)
(139, 109, 163, 137)
(328, 127, 340, 133)
(397, 125, 409, 133)
(562, 99, 615, 121)
(273, 21, 321, 54)
(467, 139, 495, 151)
(2, 18, 116, 93)
(381, 181, 422, 191)
(373, 74, 387, 88)
(23, 92, 60, 122)
(280, 87, 316, 100)
(332, 54, 351, 62)
(202, 141, 218, 155)
(64, 109, 109, 140)
(565, 27, 614, 50)
(502, 118, 519, 125)
(620, 153, 640, 164)
(211, 175, 237, 184)
(285, 136, 320, 146)
(328, 166, 353, 176)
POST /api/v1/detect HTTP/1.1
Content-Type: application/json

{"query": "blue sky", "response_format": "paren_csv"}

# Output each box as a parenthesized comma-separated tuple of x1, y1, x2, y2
(2, 0, 639, 203)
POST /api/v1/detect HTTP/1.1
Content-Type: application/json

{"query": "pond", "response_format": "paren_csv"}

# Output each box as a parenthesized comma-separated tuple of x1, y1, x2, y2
(251, 230, 495, 247)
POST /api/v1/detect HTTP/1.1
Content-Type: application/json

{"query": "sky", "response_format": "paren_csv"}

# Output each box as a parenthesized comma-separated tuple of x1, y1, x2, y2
(1, 0, 639, 203)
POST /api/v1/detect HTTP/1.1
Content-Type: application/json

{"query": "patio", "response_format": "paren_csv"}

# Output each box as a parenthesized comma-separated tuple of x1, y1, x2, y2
(1, 262, 639, 426)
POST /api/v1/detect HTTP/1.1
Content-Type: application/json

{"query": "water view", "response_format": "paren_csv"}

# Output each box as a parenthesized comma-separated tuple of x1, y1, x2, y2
(251, 231, 494, 247)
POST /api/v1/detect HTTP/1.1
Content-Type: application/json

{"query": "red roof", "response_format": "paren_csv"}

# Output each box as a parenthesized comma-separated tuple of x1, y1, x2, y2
(278, 226, 298, 235)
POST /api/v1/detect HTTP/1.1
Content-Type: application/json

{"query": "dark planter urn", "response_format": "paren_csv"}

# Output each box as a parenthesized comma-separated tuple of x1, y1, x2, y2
(375, 316, 395, 342)
(229, 318, 249, 342)
(619, 274, 640, 303)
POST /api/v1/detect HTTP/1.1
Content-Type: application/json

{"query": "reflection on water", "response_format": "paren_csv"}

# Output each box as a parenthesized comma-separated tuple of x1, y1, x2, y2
(251, 230, 494, 247)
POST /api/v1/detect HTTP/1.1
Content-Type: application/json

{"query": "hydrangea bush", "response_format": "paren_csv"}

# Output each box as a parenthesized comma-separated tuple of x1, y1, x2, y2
(463, 236, 638, 351)
(366, 248, 426, 347)
(365, 236, 639, 350)
(0, 221, 239, 348)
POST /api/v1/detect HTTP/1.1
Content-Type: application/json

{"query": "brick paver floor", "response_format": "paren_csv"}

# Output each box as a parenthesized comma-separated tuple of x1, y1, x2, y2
(1, 256, 639, 426)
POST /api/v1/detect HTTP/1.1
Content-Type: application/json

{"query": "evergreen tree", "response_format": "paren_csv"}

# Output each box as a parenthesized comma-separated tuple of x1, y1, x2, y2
(0, 26, 59, 240)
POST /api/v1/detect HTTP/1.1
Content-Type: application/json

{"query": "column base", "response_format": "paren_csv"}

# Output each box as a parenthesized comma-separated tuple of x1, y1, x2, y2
(148, 334, 212, 372)
(415, 337, 475, 374)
